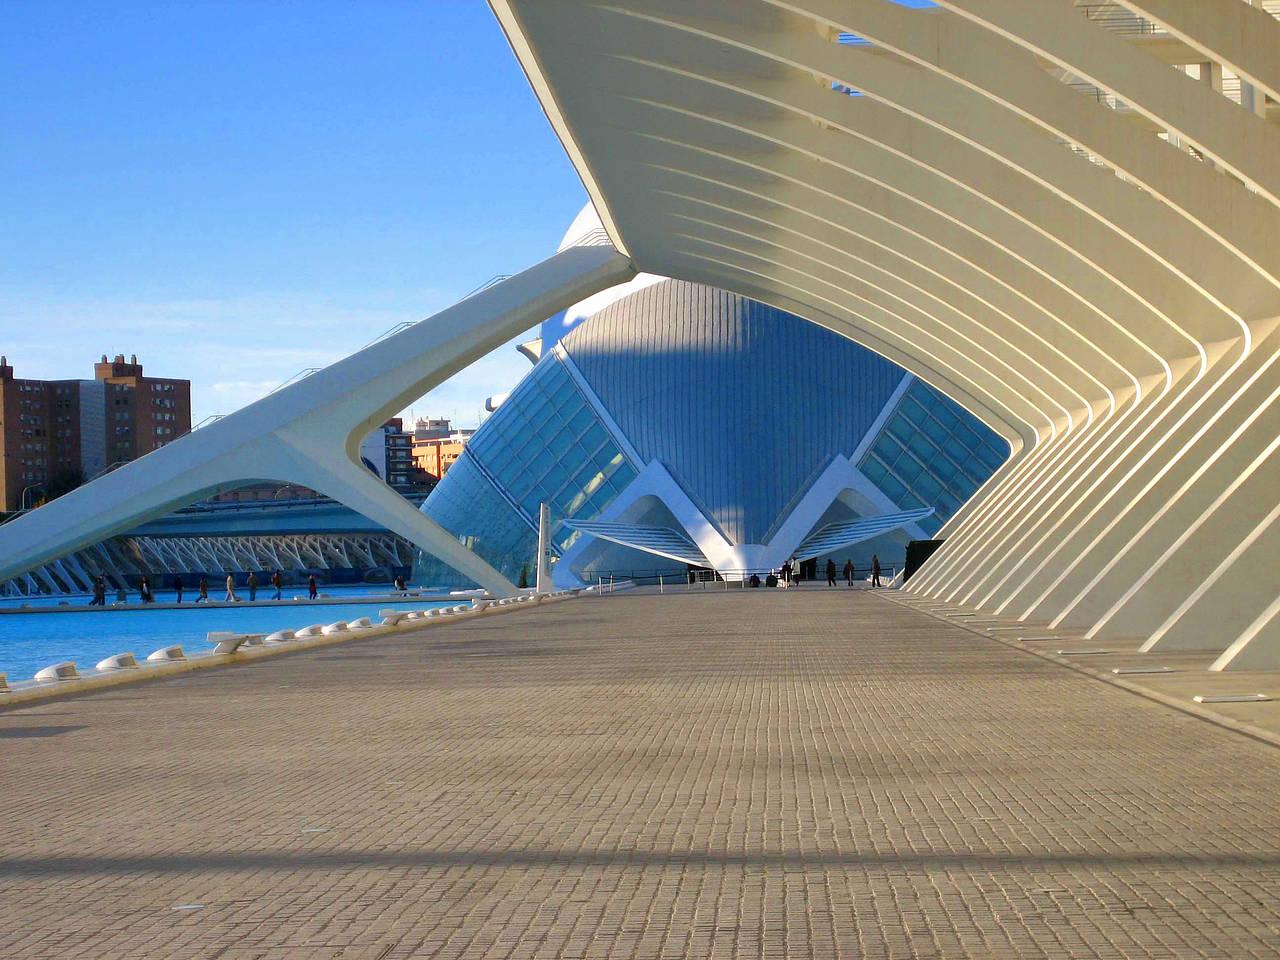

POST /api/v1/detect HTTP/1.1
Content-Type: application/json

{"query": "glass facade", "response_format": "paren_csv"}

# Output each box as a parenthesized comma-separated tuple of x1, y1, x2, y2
(857, 380, 1008, 537)
(414, 277, 1009, 587)
(412, 455, 536, 587)
(414, 353, 637, 586)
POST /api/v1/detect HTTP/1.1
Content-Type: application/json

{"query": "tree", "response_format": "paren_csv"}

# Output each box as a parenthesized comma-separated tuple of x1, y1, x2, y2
(38, 467, 85, 505)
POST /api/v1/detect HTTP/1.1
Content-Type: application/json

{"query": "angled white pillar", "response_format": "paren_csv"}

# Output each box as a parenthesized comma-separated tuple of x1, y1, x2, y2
(536, 502, 553, 594)
(0, 244, 636, 597)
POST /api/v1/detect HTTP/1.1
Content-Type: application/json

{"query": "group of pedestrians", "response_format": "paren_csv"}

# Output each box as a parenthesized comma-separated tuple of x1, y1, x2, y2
(776, 555, 882, 587)
(824, 555, 885, 586)
(217, 569, 290, 602)
(85, 569, 324, 605)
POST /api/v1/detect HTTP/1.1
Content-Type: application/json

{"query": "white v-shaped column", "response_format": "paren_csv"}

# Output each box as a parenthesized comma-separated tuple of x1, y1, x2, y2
(0, 244, 636, 596)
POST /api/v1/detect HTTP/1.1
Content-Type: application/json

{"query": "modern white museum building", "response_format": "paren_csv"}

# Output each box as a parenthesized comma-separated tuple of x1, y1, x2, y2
(0, 0, 1276, 671)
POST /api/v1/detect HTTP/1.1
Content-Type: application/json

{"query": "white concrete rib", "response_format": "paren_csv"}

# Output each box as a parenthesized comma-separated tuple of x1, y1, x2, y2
(490, 0, 1280, 667)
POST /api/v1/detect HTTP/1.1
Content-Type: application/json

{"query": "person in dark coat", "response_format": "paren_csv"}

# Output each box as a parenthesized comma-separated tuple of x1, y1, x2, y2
(173, 575, 183, 603)
(842, 559, 853, 586)
(825, 559, 837, 586)
(871, 554, 882, 588)
(308, 574, 318, 600)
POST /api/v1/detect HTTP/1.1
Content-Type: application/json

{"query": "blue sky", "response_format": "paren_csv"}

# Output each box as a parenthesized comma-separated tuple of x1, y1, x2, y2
(0, 2, 586, 426)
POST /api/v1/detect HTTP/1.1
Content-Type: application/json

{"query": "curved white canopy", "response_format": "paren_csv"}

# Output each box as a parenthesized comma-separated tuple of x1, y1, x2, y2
(490, 0, 1280, 668)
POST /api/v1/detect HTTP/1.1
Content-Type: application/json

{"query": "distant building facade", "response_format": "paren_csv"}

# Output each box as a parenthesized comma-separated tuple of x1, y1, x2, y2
(412, 417, 454, 441)
(413, 436, 474, 482)
(0, 354, 191, 511)
(208, 482, 324, 504)
(360, 418, 435, 493)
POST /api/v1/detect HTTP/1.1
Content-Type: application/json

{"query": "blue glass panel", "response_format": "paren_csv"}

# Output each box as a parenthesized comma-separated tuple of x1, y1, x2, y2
(895, 457, 921, 484)
(953, 421, 980, 449)
(977, 443, 1005, 471)
(857, 378, 1009, 530)
(913, 473, 941, 501)
(412, 454, 537, 587)
(414, 353, 638, 584)
(880, 474, 907, 503)
(874, 435, 902, 462)
(932, 402, 958, 429)
(580, 422, 607, 453)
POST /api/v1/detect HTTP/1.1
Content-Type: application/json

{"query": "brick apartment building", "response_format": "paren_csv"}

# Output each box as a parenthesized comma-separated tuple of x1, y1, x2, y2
(0, 354, 191, 511)
(359, 417, 436, 493)
(410, 416, 474, 480)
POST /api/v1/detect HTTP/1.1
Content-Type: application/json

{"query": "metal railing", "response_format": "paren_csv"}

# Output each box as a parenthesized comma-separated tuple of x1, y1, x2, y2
(359, 320, 415, 350)
(1075, 2, 1161, 36)
(462, 274, 513, 299)
(270, 366, 323, 395)
(585, 565, 903, 593)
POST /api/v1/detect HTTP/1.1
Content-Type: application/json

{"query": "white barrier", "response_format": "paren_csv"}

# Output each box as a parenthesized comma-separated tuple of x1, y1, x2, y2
(3, 586, 589, 707)
(207, 632, 258, 655)
(35, 661, 78, 682)
(95, 653, 138, 672)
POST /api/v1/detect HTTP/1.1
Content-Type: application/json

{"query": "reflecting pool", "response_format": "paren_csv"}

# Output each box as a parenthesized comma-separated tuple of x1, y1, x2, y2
(0, 588, 451, 681)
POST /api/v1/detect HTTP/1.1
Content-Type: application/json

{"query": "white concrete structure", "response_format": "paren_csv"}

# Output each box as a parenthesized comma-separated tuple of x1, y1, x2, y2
(488, 0, 1280, 668)
(0, 243, 634, 598)
(5, 1, 1276, 671)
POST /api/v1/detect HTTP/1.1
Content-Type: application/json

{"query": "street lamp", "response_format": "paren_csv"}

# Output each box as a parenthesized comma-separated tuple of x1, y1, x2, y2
(19, 484, 44, 512)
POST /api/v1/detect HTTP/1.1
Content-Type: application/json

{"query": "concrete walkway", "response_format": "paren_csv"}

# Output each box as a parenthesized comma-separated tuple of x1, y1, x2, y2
(1, 590, 1278, 959)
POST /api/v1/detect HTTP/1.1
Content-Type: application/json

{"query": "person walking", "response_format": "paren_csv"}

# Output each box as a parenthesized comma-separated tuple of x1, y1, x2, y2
(271, 569, 282, 600)
(842, 558, 853, 586)
(196, 575, 209, 602)
(225, 572, 239, 602)
(139, 575, 154, 604)
(871, 554, 881, 588)
(89, 576, 106, 606)
(825, 558, 837, 586)
(173, 575, 183, 604)
(307, 574, 318, 600)
(247, 571, 259, 602)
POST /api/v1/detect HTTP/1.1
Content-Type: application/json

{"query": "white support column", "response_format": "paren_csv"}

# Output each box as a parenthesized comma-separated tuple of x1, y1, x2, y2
(536, 502, 553, 594)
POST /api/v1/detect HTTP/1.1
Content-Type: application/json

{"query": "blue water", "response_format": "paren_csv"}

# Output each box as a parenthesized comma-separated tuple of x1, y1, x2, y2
(0, 589, 453, 681)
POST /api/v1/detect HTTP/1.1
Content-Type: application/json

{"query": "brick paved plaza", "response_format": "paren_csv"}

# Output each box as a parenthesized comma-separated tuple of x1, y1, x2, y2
(1, 590, 1279, 959)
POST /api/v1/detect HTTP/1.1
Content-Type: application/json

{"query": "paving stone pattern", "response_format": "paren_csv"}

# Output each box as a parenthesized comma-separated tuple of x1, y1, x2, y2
(1, 590, 1279, 959)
